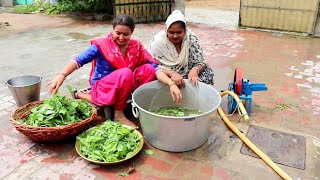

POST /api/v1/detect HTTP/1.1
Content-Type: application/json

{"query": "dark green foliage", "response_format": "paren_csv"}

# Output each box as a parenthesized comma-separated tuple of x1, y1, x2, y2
(13, 0, 113, 15)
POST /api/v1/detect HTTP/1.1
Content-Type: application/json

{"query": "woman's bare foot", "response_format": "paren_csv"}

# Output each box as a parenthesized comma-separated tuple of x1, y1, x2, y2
(77, 92, 93, 104)
(114, 110, 138, 128)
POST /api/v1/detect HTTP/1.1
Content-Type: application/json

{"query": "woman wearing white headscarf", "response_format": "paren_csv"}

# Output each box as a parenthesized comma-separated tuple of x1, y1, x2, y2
(149, 10, 214, 103)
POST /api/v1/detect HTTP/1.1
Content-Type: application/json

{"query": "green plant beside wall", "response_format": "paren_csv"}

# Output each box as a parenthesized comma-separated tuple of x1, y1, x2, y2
(13, 4, 40, 14)
(13, 0, 113, 15)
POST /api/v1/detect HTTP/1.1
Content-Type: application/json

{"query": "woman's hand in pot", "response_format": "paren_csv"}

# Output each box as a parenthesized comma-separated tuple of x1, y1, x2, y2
(188, 68, 201, 86)
(170, 72, 185, 88)
(169, 83, 182, 104)
(45, 73, 66, 94)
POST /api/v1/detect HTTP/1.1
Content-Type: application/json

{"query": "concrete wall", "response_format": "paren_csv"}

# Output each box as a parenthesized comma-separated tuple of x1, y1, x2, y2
(0, 0, 14, 6)
(239, 0, 320, 34)
(313, 10, 320, 36)
(172, 0, 185, 15)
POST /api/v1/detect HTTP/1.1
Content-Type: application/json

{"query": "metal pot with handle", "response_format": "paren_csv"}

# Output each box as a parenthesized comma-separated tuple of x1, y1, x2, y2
(132, 80, 221, 152)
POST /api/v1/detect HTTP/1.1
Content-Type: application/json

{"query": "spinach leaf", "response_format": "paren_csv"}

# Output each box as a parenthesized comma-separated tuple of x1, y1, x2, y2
(119, 173, 129, 177)
(145, 150, 154, 155)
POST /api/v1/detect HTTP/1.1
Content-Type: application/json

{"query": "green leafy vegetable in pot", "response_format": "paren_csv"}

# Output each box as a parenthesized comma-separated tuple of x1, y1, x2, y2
(22, 95, 93, 127)
(152, 107, 202, 117)
(77, 121, 142, 162)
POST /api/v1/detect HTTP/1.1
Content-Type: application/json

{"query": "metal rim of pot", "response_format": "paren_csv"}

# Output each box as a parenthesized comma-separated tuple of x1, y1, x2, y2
(131, 81, 221, 119)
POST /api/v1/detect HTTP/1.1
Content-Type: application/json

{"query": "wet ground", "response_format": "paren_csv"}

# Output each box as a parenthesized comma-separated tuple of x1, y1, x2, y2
(0, 2, 320, 180)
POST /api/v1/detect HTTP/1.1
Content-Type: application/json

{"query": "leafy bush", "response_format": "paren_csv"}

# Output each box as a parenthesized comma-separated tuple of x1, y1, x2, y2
(13, 0, 113, 15)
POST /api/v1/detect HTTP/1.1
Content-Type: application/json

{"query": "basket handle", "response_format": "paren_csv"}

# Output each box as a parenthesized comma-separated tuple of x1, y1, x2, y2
(131, 102, 139, 118)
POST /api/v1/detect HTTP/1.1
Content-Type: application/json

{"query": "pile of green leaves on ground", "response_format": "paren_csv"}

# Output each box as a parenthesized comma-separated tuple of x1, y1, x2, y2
(22, 95, 93, 127)
(77, 121, 142, 162)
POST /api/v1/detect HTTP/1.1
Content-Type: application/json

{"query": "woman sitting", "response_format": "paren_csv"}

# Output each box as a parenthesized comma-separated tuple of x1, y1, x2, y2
(149, 10, 214, 103)
(46, 14, 157, 127)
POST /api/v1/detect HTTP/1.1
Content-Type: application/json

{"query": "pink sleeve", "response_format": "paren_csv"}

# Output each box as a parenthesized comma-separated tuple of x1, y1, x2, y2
(139, 41, 158, 65)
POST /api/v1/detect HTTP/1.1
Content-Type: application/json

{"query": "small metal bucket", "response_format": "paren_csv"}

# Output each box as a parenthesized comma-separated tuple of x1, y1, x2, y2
(132, 80, 221, 152)
(5, 75, 42, 107)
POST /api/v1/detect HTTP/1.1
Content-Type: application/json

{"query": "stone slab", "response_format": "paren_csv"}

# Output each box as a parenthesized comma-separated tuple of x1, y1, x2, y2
(240, 125, 306, 170)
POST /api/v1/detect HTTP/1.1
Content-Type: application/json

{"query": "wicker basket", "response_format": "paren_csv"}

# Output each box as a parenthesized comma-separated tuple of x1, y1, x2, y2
(9, 100, 97, 142)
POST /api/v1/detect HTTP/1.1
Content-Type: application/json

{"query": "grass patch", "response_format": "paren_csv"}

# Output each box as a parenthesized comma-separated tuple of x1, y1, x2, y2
(13, 4, 39, 14)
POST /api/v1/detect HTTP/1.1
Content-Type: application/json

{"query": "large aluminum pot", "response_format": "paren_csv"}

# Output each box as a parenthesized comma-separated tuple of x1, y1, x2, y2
(132, 80, 221, 152)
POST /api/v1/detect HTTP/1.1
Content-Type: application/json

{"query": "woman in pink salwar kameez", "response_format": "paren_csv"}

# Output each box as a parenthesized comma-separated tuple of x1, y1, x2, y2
(46, 14, 158, 127)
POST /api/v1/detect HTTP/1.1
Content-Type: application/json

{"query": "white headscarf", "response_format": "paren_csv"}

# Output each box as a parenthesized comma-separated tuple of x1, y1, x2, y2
(149, 10, 190, 76)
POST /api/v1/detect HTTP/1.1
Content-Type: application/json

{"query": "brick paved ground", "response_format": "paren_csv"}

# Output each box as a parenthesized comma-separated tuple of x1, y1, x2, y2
(0, 5, 320, 180)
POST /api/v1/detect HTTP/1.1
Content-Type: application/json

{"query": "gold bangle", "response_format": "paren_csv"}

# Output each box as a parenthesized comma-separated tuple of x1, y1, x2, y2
(168, 82, 176, 89)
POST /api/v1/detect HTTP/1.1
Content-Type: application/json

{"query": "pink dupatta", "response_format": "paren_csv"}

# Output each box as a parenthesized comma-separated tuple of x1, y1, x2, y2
(89, 33, 157, 84)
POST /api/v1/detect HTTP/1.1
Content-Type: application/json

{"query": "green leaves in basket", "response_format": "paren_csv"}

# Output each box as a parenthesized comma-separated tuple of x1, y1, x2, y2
(145, 149, 154, 155)
(77, 121, 142, 162)
(23, 95, 93, 127)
